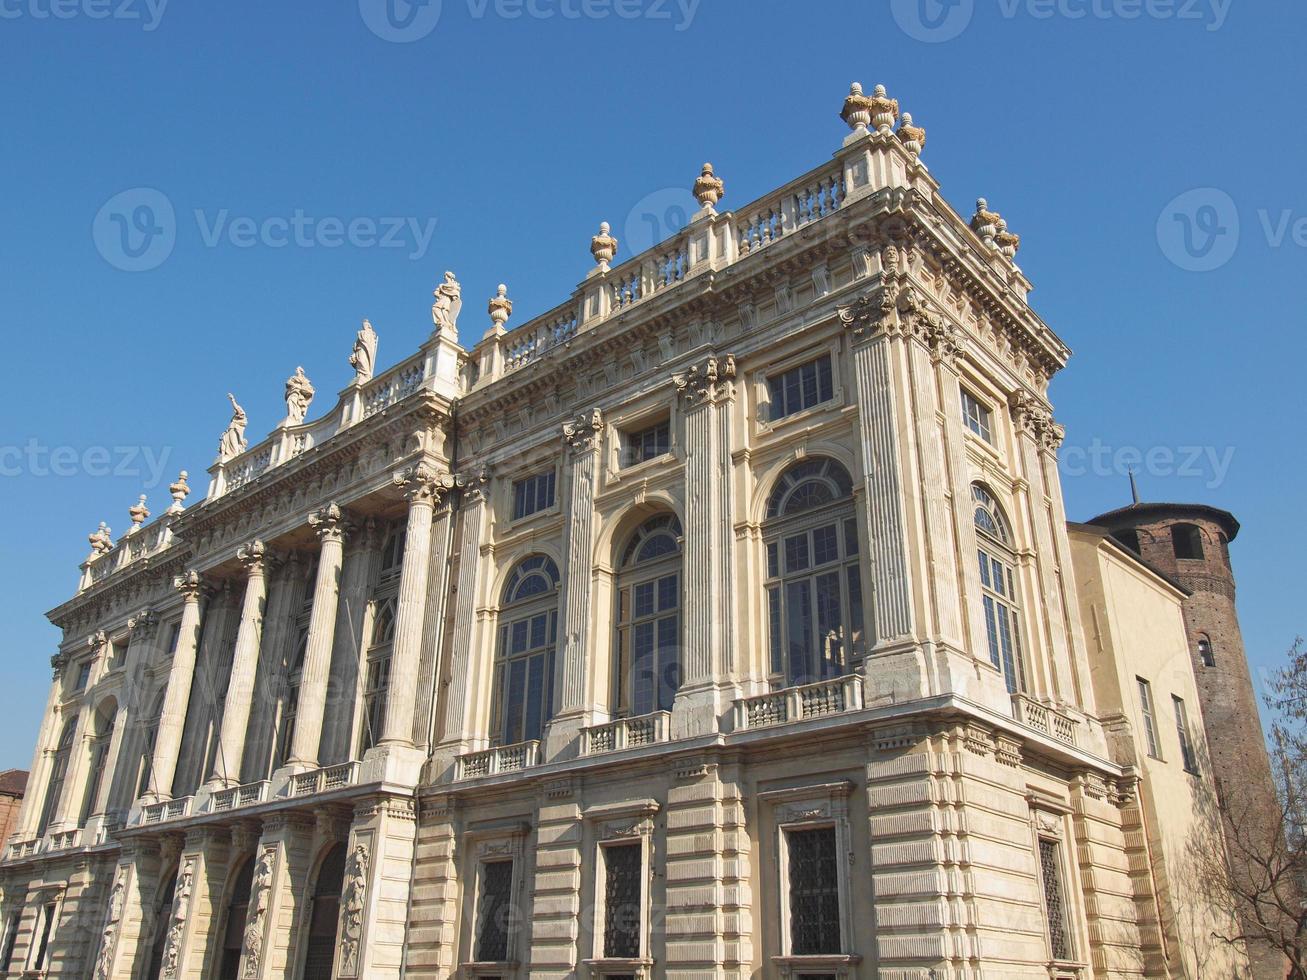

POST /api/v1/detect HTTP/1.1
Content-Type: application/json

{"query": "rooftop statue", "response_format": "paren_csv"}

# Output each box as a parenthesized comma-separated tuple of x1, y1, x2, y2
(218, 393, 248, 461)
(350, 319, 378, 382)
(284, 366, 316, 425)
(432, 271, 463, 336)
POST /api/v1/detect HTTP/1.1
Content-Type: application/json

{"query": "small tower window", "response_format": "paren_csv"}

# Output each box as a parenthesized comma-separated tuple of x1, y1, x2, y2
(1171, 523, 1204, 560)
(1113, 529, 1141, 555)
(1198, 635, 1215, 668)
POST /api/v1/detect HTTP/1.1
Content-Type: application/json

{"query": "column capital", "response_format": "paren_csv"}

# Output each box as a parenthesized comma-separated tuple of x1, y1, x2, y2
(392, 463, 455, 507)
(173, 569, 207, 603)
(673, 354, 737, 408)
(307, 502, 350, 544)
(126, 610, 157, 638)
(837, 284, 899, 341)
(1009, 391, 1065, 452)
(455, 464, 493, 503)
(562, 407, 603, 453)
(236, 539, 279, 577)
(897, 288, 963, 366)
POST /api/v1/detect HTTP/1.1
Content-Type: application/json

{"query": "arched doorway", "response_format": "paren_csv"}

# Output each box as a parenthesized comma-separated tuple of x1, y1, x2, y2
(217, 857, 255, 980)
(301, 843, 347, 979)
(145, 866, 178, 980)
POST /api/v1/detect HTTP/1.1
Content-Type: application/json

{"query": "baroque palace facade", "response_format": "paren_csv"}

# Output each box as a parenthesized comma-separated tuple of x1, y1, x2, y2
(0, 83, 1269, 980)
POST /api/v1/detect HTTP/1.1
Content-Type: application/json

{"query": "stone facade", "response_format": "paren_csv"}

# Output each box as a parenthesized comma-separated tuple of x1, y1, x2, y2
(0, 83, 1264, 979)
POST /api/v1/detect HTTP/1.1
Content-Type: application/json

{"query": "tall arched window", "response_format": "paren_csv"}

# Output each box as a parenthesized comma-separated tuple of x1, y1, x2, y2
(764, 458, 864, 686)
(217, 857, 255, 980)
(358, 597, 396, 756)
(37, 718, 77, 837)
(614, 515, 683, 716)
(491, 556, 560, 745)
(145, 864, 178, 980)
(1198, 634, 1216, 668)
(973, 484, 1026, 694)
(79, 699, 117, 825)
(301, 843, 347, 980)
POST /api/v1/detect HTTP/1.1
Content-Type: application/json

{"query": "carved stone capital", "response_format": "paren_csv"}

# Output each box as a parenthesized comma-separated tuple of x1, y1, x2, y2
(174, 569, 206, 604)
(1009, 392, 1065, 451)
(562, 408, 604, 453)
(237, 540, 278, 578)
(308, 502, 349, 545)
(837, 285, 899, 341)
(673, 354, 736, 408)
(127, 610, 157, 638)
(455, 465, 493, 504)
(393, 464, 455, 508)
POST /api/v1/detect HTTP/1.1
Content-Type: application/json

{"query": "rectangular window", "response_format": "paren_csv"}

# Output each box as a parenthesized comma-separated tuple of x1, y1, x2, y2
(1038, 837, 1071, 961)
(0, 912, 18, 971)
(166, 622, 181, 654)
(359, 654, 392, 756)
(475, 860, 515, 963)
(1138, 678, 1161, 759)
(602, 842, 644, 959)
(512, 471, 556, 521)
(786, 826, 842, 955)
(961, 389, 993, 442)
(1174, 696, 1199, 774)
(768, 355, 834, 422)
(621, 419, 670, 468)
(73, 661, 92, 691)
(33, 901, 56, 971)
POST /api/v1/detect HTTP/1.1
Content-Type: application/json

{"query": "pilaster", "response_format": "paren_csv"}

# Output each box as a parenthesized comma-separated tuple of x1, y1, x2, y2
(405, 795, 461, 979)
(104, 839, 164, 980)
(528, 787, 584, 980)
(339, 793, 418, 980)
(243, 812, 316, 980)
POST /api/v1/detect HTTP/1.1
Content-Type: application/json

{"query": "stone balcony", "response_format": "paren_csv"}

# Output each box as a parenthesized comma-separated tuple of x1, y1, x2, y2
(581, 711, 672, 756)
(1011, 693, 1079, 746)
(734, 675, 865, 731)
(454, 740, 541, 781)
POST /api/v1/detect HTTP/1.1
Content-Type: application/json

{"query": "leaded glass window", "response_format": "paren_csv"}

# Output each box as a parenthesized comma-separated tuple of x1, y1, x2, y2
(764, 459, 865, 685)
(973, 484, 1026, 694)
(492, 556, 560, 745)
(1039, 837, 1070, 961)
(786, 826, 842, 955)
(475, 860, 515, 962)
(603, 842, 643, 958)
(614, 516, 682, 716)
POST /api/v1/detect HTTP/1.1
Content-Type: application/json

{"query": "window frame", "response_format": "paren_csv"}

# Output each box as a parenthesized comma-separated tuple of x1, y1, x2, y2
(1171, 523, 1205, 560)
(510, 470, 558, 523)
(766, 353, 836, 423)
(461, 830, 527, 976)
(1030, 808, 1077, 966)
(1137, 677, 1162, 760)
(612, 516, 684, 719)
(583, 799, 659, 980)
(490, 556, 561, 747)
(619, 417, 672, 470)
(960, 388, 994, 443)
(1173, 695, 1200, 775)
(973, 484, 1027, 694)
(1197, 634, 1215, 668)
(25, 890, 65, 975)
(0, 909, 19, 973)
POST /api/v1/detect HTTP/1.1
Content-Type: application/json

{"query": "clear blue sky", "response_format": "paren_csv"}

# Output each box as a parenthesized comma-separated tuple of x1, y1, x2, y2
(2, 0, 1301, 769)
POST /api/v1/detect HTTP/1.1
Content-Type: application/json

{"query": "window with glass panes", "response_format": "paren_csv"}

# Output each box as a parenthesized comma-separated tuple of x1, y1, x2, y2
(512, 471, 556, 521)
(1174, 695, 1199, 774)
(961, 389, 993, 442)
(475, 859, 515, 962)
(768, 355, 834, 422)
(37, 719, 77, 837)
(80, 703, 117, 825)
(272, 618, 308, 773)
(621, 419, 670, 468)
(491, 556, 560, 745)
(764, 459, 865, 686)
(1137, 678, 1161, 759)
(1038, 837, 1071, 961)
(973, 484, 1025, 694)
(602, 842, 644, 958)
(614, 515, 682, 716)
(785, 826, 842, 955)
(0, 912, 17, 973)
(358, 597, 395, 756)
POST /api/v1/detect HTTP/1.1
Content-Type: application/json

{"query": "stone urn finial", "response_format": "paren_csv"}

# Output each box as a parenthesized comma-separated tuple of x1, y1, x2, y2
(897, 112, 926, 157)
(128, 494, 150, 534)
(994, 218, 1022, 260)
(88, 522, 113, 557)
(693, 163, 725, 213)
(869, 84, 900, 134)
(971, 198, 1002, 247)
(168, 471, 191, 514)
(840, 81, 875, 136)
(488, 284, 513, 333)
(591, 222, 618, 271)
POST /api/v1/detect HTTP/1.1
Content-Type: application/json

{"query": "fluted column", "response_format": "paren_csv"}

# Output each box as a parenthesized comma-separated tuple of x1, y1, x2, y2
(672, 357, 738, 736)
(147, 571, 206, 802)
(287, 504, 348, 770)
(538, 411, 602, 760)
(839, 284, 917, 647)
(209, 541, 274, 787)
(380, 467, 452, 747)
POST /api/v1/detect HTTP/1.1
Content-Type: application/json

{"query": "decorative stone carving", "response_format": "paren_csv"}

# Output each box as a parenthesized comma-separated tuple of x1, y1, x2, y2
(897, 112, 926, 156)
(127, 609, 156, 637)
(867, 83, 899, 134)
(673, 354, 736, 407)
(218, 393, 248, 461)
(393, 463, 454, 505)
(307, 502, 348, 544)
(88, 522, 114, 558)
(1009, 391, 1065, 451)
(284, 367, 316, 425)
(350, 319, 378, 382)
(562, 407, 603, 453)
(455, 464, 493, 503)
(970, 198, 1002, 248)
(431, 271, 463, 335)
(337, 842, 370, 977)
(127, 495, 150, 534)
(236, 539, 269, 574)
(837, 286, 897, 340)
(590, 222, 618, 271)
(995, 218, 1021, 260)
(167, 471, 190, 514)
(93, 866, 128, 980)
(160, 858, 196, 979)
(839, 82, 875, 136)
(174, 568, 204, 602)
(241, 848, 274, 979)
(487, 283, 513, 336)
(693, 163, 725, 213)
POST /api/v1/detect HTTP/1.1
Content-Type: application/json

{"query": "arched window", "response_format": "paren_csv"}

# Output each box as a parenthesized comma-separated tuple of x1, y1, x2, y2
(1171, 523, 1204, 560)
(614, 515, 683, 716)
(491, 556, 560, 745)
(80, 699, 118, 825)
(764, 458, 864, 686)
(1198, 634, 1215, 668)
(973, 484, 1026, 694)
(217, 857, 255, 980)
(379, 524, 406, 585)
(136, 691, 165, 800)
(37, 719, 77, 837)
(301, 844, 347, 979)
(145, 864, 179, 980)
(358, 597, 396, 756)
